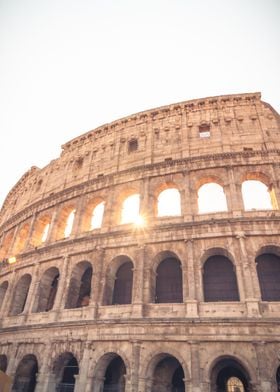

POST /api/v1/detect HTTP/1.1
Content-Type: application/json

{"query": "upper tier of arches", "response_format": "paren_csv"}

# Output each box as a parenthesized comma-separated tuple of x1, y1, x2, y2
(1, 92, 279, 226)
(0, 173, 278, 261)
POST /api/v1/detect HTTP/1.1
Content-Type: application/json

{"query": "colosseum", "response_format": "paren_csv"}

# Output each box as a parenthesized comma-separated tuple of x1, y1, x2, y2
(0, 92, 280, 392)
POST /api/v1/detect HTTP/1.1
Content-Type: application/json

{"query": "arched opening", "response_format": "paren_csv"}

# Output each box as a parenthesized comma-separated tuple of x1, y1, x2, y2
(65, 262, 93, 309)
(203, 256, 239, 302)
(9, 274, 32, 316)
(0, 281, 8, 311)
(53, 352, 79, 392)
(103, 355, 126, 392)
(64, 210, 75, 238)
(55, 205, 76, 240)
(0, 354, 8, 372)
(12, 354, 38, 392)
(112, 261, 133, 305)
(155, 258, 183, 303)
(256, 253, 280, 301)
(91, 201, 105, 229)
(157, 188, 181, 217)
(151, 354, 185, 392)
(33, 267, 60, 313)
(121, 194, 141, 224)
(12, 222, 30, 255)
(31, 213, 52, 247)
(242, 180, 275, 210)
(0, 230, 14, 260)
(198, 183, 228, 214)
(211, 357, 250, 392)
(276, 365, 280, 392)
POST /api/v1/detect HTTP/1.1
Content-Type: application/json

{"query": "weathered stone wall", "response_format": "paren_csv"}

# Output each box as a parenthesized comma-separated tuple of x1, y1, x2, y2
(0, 93, 280, 391)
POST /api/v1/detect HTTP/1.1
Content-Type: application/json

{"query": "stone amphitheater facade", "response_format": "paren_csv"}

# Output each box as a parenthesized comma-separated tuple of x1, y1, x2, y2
(0, 92, 280, 392)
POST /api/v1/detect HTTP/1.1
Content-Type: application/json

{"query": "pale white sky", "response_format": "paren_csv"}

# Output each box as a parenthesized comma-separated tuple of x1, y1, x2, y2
(0, 0, 279, 208)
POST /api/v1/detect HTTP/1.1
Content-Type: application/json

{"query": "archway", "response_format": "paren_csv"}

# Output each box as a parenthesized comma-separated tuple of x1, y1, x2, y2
(112, 261, 133, 305)
(9, 274, 32, 315)
(65, 261, 93, 309)
(53, 352, 79, 392)
(33, 267, 59, 312)
(0, 281, 8, 311)
(103, 355, 126, 392)
(151, 354, 185, 392)
(155, 258, 183, 303)
(203, 256, 239, 302)
(0, 354, 8, 372)
(211, 357, 250, 392)
(12, 354, 38, 392)
(256, 253, 280, 301)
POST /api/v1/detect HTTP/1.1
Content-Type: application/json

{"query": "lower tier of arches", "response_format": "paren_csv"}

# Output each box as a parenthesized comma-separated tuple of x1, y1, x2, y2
(1, 332, 280, 392)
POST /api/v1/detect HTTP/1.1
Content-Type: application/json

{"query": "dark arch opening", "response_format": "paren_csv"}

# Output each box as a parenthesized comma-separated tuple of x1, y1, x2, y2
(0, 281, 8, 311)
(256, 253, 280, 301)
(0, 354, 8, 373)
(203, 256, 239, 302)
(54, 353, 79, 392)
(211, 358, 250, 392)
(155, 258, 183, 303)
(276, 365, 280, 392)
(112, 261, 133, 305)
(12, 354, 38, 392)
(152, 355, 185, 392)
(103, 356, 126, 392)
(65, 262, 93, 309)
(34, 267, 59, 313)
(9, 274, 32, 316)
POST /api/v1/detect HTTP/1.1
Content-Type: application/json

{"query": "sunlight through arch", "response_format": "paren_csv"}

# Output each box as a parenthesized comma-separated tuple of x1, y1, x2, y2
(157, 188, 181, 217)
(64, 210, 75, 237)
(121, 194, 141, 224)
(91, 201, 105, 229)
(41, 223, 50, 243)
(242, 180, 273, 210)
(198, 183, 228, 213)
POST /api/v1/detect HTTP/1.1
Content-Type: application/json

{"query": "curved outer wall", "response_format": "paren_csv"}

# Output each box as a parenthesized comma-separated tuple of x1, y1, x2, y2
(0, 92, 280, 391)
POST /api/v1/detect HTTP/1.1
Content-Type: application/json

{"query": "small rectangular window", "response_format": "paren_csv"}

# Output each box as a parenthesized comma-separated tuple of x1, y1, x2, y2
(199, 124, 210, 138)
(128, 139, 138, 153)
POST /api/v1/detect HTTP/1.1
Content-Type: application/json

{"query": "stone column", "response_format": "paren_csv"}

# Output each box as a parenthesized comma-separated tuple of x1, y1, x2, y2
(74, 342, 93, 391)
(53, 255, 71, 315)
(23, 213, 37, 251)
(253, 341, 273, 392)
(227, 167, 243, 216)
(8, 225, 20, 258)
(132, 246, 145, 318)
(24, 262, 41, 315)
(91, 375, 105, 392)
(34, 343, 52, 392)
(190, 341, 201, 391)
(93, 248, 106, 315)
(130, 341, 141, 392)
(184, 239, 198, 317)
(70, 195, 86, 237)
(236, 234, 261, 317)
(0, 268, 17, 318)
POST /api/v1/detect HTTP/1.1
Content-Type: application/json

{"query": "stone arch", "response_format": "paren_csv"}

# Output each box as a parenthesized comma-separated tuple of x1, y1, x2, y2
(12, 354, 38, 392)
(91, 351, 129, 392)
(55, 203, 76, 240)
(52, 351, 79, 392)
(144, 351, 188, 392)
(103, 255, 134, 305)
(202, 250, 239, 302)
(30, 212, 52, 247)
(208, 355, 253, 392)
(32, 267, 60, 313)
(0, 280, 8, 311)
(201, 247, 236, 268)
(65, 260, 93, 309)
(112, 186, 141, 225)
(0, 229, 15, 259)
(197, 179, 228, 214)
(152, 251, 183, 304)
(81, 197, 105, 231)
(12, 221, 31, 255)
(153, 181, 182, 217)
(255, 245, 280, 301)
(241, 172, 277, 210)
(0, 354, 8, 372)
(9, 274, 32, 316)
